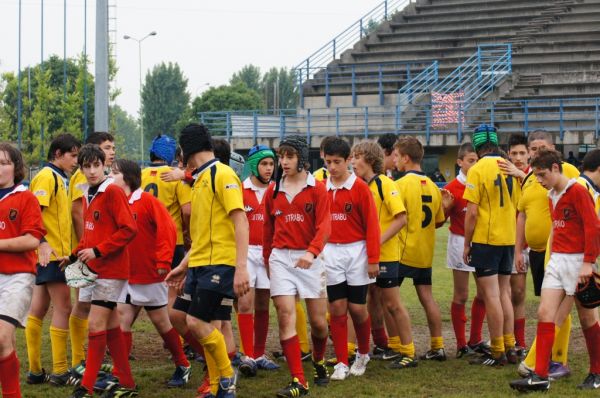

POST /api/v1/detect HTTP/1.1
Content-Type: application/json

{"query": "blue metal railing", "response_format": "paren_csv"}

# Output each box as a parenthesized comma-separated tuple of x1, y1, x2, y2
(294, 0, 411, 85)
(397, 60, 439, 106)
(199, 96, 600, 144)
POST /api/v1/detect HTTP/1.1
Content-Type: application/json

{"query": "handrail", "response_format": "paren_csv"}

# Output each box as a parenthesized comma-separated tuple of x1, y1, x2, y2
(397, 60, 439, 106)
(294, 0, 411, 84)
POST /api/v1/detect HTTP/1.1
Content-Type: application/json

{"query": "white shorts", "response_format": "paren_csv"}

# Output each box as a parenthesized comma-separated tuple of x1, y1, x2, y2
(542, 253, 585, 296)
(0, 273, 35, 327)
(446, 233, 476, 272)
(79, 279, 126, 303)
(512, 248, 531, 274)
(118, 281, 168, 307)
(269, 248, 327, 299)
(322, 241, 374, 286)
(248, 245, 270, 289)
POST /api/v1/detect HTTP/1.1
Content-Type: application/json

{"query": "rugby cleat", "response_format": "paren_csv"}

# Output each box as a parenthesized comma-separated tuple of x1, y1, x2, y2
(330, 362, 349, 381)
(94, 374, 119, 392)
(420, 348, 447, 361)
(469, 353, 507, 367)
(215, 376, 236, 398)
(27, 368, 50, 384)
(456, 345, 476, 359)
(380, 348, 402, 361)
(255, 354, 280, 370)
(505, 347, 519, 364)
(276, 378, 309, 398)
(468, 341, 491, 356)
(388, 355, 418, 370)
(517, 360, 534, 377)
(577, 373, 600, 390)
(313, 359, 329, 386)
(371, 345, 387, 359)
(548, 361, 571, 380)
(99, 383, 139, 398)
(509, 374, 550, 392)
(70, 385, 93, 398)
(167, 365, 191, 388)
(349, 353, 370, 377)
(238, 356, 258, 377)
(49, 370, 73, 386)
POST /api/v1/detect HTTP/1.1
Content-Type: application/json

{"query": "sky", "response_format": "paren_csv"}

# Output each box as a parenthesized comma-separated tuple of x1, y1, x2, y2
(0, 0, 382, 117)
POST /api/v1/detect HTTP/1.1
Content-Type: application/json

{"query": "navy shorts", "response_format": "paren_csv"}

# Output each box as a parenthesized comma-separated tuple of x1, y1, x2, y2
(186, 265, 235, 322)
(469, 243, 514, 277)
(397, 263, 432, 286)
(35, 261, 66, 285)
(171, 245, 185, 269)
(376, 261, 400, 288)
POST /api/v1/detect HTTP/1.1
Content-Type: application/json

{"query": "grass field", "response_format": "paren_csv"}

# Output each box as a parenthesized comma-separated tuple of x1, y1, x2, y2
(18, 226, 594, 397)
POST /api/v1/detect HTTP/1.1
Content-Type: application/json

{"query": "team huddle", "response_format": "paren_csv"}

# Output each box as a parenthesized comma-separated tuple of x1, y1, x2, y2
(0, 122, 599, 398)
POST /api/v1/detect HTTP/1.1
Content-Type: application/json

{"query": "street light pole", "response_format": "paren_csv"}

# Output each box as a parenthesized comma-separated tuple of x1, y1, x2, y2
(124, 31, 156, 164)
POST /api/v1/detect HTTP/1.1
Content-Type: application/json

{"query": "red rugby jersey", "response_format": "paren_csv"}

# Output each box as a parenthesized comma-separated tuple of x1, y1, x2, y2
(263, 173, 331, 264)
(444, 172, 467, 236)
(74, 179, 137, 279)
(243, 178, 271, 246)
(549, 180, 600, 263)
(0, 185, 46, 274)
(327, 174, 380, 264)
(128, 189, 176, 284)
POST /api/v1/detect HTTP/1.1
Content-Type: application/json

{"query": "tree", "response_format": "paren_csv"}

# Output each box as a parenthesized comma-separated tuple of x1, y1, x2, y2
(141, 62, 190, 143)
(111, 104, 140, 161)
(262, 67, 299, 110)
(230, 65, 262, 94)
(192, 83, 263, 114)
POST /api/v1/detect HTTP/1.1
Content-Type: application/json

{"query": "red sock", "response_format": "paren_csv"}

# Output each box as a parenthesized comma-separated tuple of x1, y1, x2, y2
(254, 310, 269, 358)
(161, 328, 190, 367)
(311, 333, 327, 362)
(372, 327, 388, 349)
(469, 297, 486, 345)
(330, 314, 349, 365)
(228, 351, 237, 359)
(451, 302, 467, 349)
(354, 316, 371, 355)
(183, 330, 205, 357)
(281, 335, 306, 385)
(123, 331, 133, 356)
(81, 331, 107, 394)
(0, 351, 20, 398)
(514, 318, 526, 348)
(106, 327, 135, 388)
(237, 313, 254, 358)
(534, 322, 555, 378)
(583, 323, 600, 374)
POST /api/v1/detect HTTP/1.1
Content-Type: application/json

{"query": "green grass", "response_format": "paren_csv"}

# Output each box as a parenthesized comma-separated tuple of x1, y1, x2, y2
(19, 226, 592, 397)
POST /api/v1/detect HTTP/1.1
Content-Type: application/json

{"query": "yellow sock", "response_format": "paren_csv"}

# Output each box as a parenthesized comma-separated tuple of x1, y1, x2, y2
(553, 315, 571, 365)
(490, 336, 504, 358)
(49, 326, 69, 374)
(430, 336, 444, 351)
(200, 329, 234, 379)
(295, 301, 310, 353)
(503, 333, 516, 350)
(25, 315, 43, 374)
(69, 315, 88, 367)
(388, 336, 401, 352)
(524, 337, 537, 368)
(398, 342, 416, 358)
(347, 342, 357, 357)
(204, 348, 220, 395)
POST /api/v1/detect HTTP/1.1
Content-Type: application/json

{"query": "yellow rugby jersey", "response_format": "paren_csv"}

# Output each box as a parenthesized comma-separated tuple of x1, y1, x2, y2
(576, 175, 600, 215)
(395, 171, 444, 268)
(312, 167, 329, 182)
(464, 155, 518, 246)
(188, 160, 244, 267)
(141, 165, 192, 245)
(368, 174, 406, 262)
(30, 165, 72, 259)
(68, 168, 88, 250)
(517, 162, 579, 251)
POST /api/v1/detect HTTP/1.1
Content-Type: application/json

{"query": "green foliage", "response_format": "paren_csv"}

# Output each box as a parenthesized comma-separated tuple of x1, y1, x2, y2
(193, 83, 263, 113)
(262, 67, 299, 110)
(111, 104, 140, 161)
(230, 64, 263, 93)
(141, 62, 190, 143)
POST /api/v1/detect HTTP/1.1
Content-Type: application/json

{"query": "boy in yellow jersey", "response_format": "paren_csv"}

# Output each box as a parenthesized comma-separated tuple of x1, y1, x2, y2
(26, 134, 81, 386)
(393, 136, 446, 361)
(464, 125, 519, 367)
(166, 123, 250, 398)
(516, 130, 580, 378)
(576, 149, 600, 214)
(312, 136, 336, 182)
(351, 141, 416, 368)
(67, 132, 115, 380)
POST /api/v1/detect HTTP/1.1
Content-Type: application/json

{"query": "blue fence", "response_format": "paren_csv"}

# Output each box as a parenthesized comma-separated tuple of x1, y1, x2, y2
(199, 97, 600, 144)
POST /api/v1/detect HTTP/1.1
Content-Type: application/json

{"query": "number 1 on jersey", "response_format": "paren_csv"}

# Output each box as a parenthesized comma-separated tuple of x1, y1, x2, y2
(494, 174, 504, 207)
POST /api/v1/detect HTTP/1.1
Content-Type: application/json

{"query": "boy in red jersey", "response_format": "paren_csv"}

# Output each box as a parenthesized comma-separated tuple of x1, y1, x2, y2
(510, 149, 600, 392)
(322, 138, 380, 380)
(0, 143, 46, 398)
(237, 145, 280, 376)
(263, 136, 331, 397)
(441, 143, 488, 358)
(109, 159, 191, 388)
(65, 144, 138, 398)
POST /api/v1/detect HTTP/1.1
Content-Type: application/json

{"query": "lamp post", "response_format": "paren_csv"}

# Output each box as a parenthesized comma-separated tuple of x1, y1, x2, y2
(123, 31, 157, 164)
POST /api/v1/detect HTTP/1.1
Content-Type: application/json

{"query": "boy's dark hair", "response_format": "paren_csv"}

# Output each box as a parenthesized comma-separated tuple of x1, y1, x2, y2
(77, 144, 106, 167)
(527, 130, 553, 146)
(47, 133, 82, 161)
(213, 138, 231, 165)
(86, 132, 114, 145)
(457, 143, 475, 160)
(582, 149, 600, 172)
(377, 133, 397, 156)
(508, 134, 527, 149)
(530, 149, 563, 173)
(394, 136, 424, 163)
(319, 136, 338, 152)
(0, 143, 26, 184)
(179, 123, 213, 164)
(113, 159, 141, 191)
(323, 137, 351, 159)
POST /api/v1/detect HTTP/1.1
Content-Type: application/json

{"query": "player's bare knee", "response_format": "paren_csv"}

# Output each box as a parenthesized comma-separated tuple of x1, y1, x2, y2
(0, 325, 14, 354)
